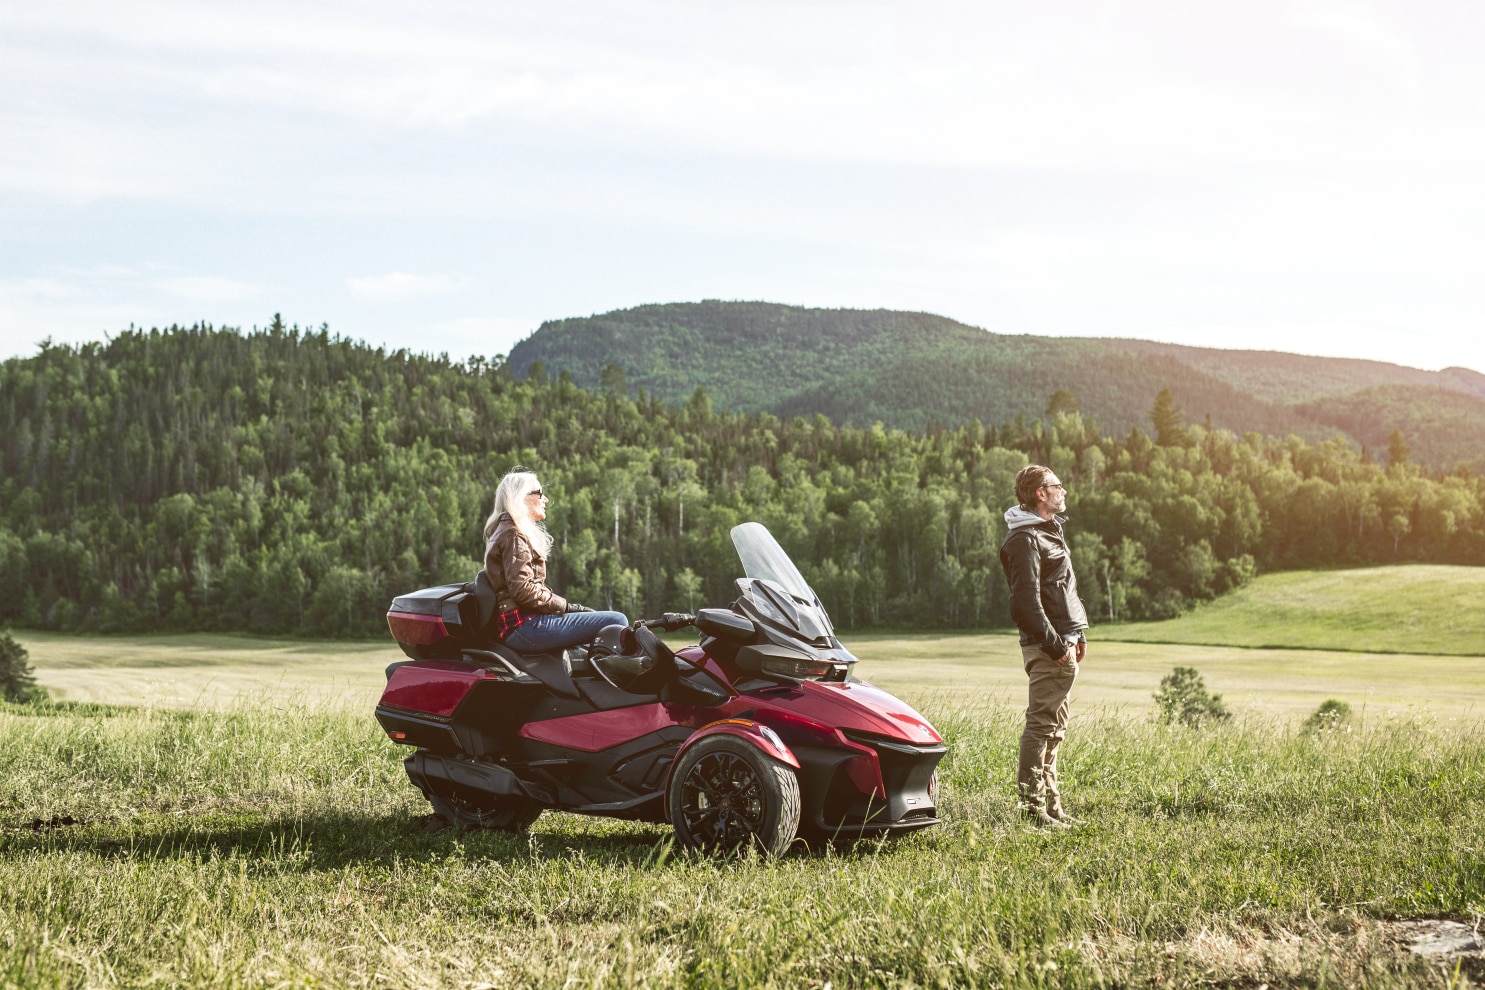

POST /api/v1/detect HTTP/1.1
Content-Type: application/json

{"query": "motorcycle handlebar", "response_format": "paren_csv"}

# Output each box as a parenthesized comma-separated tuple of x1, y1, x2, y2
(635, 612, 696, 633)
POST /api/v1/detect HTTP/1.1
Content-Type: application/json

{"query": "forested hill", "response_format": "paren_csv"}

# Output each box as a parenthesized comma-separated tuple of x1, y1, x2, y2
(1, 323, 1482, 638)
(510, 301, 1485, 470)
(1116, 340, 1485, 404)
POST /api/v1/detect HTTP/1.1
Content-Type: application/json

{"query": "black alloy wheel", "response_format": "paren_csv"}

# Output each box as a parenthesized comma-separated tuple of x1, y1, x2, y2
(669, 735, 800, 857)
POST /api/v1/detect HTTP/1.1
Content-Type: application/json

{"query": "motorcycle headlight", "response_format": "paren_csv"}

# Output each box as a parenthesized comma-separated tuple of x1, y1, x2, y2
(760, 655, 837, 680)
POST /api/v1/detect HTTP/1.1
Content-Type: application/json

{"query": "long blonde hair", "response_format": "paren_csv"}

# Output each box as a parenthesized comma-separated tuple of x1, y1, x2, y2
(485, 471, 554, 558)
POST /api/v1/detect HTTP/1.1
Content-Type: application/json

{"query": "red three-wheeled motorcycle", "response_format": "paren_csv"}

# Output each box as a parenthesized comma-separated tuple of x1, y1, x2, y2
(377, 522, 944, 855)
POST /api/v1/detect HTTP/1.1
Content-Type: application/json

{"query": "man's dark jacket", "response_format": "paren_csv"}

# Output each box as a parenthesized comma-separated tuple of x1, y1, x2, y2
(999, 510, 1089, 655)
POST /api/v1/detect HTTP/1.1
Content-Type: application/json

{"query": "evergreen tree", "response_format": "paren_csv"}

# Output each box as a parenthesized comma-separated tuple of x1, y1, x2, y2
(1387, 429, 1410, 467)
(1045, 389, 1079, 416)
(0, 631, 45, 703)
(1150, 389, 1190, 447)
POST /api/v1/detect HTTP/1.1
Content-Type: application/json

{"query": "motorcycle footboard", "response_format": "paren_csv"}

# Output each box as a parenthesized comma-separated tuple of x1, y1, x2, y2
(406, 752, 553, 806)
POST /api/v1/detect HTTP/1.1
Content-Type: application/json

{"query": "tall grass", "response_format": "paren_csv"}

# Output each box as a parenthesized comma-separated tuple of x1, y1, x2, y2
(2, 699, 1482, 988)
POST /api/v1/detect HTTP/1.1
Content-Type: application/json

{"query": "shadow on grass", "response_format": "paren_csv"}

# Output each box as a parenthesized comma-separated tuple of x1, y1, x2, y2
(2, 809, 676, 869)
(3, 807, 926, 869)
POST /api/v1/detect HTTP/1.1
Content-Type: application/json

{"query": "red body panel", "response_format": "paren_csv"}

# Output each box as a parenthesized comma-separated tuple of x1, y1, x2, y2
(741, 679, 941, 745)
(681, 719, 800, 768)
(520, 702, 681, 752)
(382, 660, 493, 718)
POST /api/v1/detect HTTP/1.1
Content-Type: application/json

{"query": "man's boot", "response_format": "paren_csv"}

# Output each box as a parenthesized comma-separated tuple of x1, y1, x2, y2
(1026, 807, 1070, 829)
(1045, 795, 1081, 831)
(1045, 802, 1083, 828)
(1020, 782, 1068, 829)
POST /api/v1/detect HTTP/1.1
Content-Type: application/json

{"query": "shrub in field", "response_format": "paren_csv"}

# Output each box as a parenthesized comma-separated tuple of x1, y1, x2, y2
(1153, 666, 1230, 727)
(0, 631, 46, 703)
(1303, 698, 1354, 733)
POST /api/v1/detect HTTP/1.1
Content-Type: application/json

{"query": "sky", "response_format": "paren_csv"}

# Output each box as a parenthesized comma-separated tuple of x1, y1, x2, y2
(3, 1, 1484, 372)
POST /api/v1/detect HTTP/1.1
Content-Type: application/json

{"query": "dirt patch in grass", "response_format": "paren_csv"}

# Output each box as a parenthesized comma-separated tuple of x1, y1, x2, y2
(1082, 916, 1485, 986)
(1380, 919, 1485, 978)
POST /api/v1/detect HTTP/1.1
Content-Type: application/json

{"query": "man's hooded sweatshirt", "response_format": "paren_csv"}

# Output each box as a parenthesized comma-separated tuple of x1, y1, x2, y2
(999, 506, 1089, 655)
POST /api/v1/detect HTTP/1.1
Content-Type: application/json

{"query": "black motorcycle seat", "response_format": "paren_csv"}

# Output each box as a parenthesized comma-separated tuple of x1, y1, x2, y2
(460, 643, 583, 699)
(470, 570, 499, 631)
(460, 641, 594, 677)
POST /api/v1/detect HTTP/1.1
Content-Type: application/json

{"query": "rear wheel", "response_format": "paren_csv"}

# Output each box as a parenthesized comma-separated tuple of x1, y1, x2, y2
(669, 735, 800, 856)
(426, 788, 542, 832)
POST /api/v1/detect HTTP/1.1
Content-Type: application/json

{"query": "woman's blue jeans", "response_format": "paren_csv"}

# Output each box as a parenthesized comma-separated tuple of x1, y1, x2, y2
(502, 610, 629, 654)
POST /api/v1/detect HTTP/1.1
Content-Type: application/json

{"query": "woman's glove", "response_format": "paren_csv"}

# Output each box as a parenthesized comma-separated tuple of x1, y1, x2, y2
(565, 602, 595, 613)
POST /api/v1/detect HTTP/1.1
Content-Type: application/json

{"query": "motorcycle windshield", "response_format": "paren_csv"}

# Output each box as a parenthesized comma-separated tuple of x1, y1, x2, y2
(730, 522, 834, 641)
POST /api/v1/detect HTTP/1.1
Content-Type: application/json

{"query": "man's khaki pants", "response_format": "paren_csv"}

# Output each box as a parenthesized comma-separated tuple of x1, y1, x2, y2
(1018, 645, 1079, 816)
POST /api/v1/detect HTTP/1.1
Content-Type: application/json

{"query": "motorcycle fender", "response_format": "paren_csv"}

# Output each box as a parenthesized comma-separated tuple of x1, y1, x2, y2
(662, 719, 801, 820)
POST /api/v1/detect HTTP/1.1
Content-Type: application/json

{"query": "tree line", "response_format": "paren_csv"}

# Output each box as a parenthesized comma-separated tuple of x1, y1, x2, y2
(1, 323, 1481, 638)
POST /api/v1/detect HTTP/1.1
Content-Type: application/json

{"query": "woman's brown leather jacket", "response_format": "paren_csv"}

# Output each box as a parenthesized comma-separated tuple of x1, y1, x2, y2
(484, 514, 567, 614)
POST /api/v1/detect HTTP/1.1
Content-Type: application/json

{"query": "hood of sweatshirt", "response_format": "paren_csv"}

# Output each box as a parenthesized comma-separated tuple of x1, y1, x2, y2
(1004, 505, 1061, 533)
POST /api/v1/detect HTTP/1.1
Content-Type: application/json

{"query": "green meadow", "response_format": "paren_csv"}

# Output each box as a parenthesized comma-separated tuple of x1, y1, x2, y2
(4, 566, 1485, 988)
(1099, 564, 1485, 656)
(4, 698, 1482, 987)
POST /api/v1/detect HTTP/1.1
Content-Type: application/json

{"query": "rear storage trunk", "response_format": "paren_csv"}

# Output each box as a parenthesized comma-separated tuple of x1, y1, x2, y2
(387, 583, 482, 659)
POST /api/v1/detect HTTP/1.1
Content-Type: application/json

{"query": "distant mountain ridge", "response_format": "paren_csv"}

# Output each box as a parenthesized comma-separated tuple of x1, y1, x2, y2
(509, 301, 1485, 471)
(1116, 339, 1485, 404)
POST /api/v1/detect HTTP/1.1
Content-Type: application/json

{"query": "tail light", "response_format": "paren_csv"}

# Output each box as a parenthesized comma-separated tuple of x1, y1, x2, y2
(387, 611, 448, 646)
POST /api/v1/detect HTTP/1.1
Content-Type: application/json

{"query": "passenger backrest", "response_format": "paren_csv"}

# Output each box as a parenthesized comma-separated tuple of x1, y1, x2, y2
(471, 569, 498, 633)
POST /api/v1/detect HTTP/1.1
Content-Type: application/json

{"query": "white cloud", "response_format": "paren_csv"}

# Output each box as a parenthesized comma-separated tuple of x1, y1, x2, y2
(1294, 1, 1423, 89)
(346, 272, 471, 303)
(0, 276, 156, 354)
(157, 276, 264, 302)
(4, 2, 1485, 373)
(397, 316, 538, 361)
(2, 277, 88, 301)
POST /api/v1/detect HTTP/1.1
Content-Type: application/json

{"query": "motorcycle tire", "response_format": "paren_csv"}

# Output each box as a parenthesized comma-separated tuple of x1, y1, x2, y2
(427, 789, 542, 833)
(668, 735, 800, 857)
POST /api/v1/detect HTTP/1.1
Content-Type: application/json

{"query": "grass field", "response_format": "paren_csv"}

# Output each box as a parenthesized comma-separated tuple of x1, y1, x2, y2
(20, 626, 1485, 719)
(1100, 565, 1485, 655)
(19, 631, 392, 709)
(2, 697, 1482, 988)
(6, 589, 1485, 988)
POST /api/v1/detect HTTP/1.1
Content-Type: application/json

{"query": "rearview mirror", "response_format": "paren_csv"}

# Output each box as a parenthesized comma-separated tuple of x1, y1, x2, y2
(695, 608, 756, 644)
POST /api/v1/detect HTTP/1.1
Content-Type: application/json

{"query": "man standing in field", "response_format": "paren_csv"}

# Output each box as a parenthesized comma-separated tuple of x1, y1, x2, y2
(1000, 464, 1088, 829)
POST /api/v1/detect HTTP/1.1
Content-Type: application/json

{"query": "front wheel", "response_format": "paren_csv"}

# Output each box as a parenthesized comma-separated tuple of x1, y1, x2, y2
(669, 735, 800, 856)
